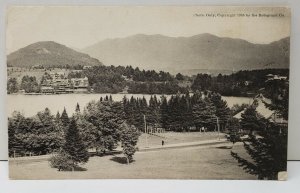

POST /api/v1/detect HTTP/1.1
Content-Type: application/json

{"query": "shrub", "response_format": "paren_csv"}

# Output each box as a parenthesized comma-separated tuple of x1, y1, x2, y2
(48, 151, 74, 171)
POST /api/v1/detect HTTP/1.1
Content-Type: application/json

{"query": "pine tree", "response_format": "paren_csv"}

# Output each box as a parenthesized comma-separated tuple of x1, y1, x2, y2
(160, 95, 169, 130)
(64, 117, 89, 168)
(123, 96, 135, 127)
(147, 95, 160, 127)
(55, 111, 60, 121)
(183, 92, 193, 130)
(231, 94, 288, 180)
(60, 107, 69, 127)
(135, 97, 147, 130)
(8, 115, 24, 157)
(240, 106, 266, 134)
(192, 98, 216, 130)
(231, 119, 287, 180)
(210, 93, 230, 131)
(75, 103, 80, 113)
(264, 80, 289, 120)
(167, 95, 178, 131)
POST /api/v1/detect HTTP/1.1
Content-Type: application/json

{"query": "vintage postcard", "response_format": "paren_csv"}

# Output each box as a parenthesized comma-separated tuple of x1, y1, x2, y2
(7, 6, 290, 180)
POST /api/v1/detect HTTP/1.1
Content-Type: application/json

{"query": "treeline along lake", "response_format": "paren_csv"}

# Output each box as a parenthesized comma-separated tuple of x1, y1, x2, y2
(7, 93, 253, 117)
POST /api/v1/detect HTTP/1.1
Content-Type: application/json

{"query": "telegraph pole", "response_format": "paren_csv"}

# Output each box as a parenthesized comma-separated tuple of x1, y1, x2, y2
(217, 117, 220, 141)
(144, 114, 148, 147)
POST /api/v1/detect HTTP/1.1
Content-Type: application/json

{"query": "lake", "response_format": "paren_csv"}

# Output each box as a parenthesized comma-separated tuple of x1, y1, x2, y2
(7, 94, 253, 117)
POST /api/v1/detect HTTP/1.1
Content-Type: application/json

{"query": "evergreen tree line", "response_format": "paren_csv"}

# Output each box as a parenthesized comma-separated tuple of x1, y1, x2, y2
(127, 81, 188, 94)
(9, 97, 140, 168)
(123, 91, 231, 132)
(8, 91, 231, 157)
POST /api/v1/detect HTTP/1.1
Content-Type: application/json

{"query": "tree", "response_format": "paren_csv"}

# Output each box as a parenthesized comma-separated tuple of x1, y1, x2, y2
(84, 100, 126, 154)
(63, 117, 89, 170)
(231, 88, 288, 180)
(147, 95, 160, 127)
(210, 93, 230, 131)
(264, 79, 289, 120)
(30, 108, 63, 155)
(231, 121, 287, 180)
(75, 111, 98, 149)
(240, 106, 266, 134)
(231, 103, 249, 116)
(75, 103, 80, 113)
(175, 73, 184, 81)
(60, 107, 69, 127)
(160, 95, 170, 130)
(191, 73, 212, 92)
(192, 98, 216, 130)
(120, 123, 140, 164)
(227, 118, 241, 146)
(7, 78, 19, 94)
(8, 109, 64, 156)
(8, 112, 26, 157)
(20, 75, 39, 93)
(56, 111, 61, 120)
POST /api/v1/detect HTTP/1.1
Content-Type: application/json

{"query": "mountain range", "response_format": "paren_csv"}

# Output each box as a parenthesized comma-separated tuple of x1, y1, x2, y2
(7, 34, 289, 74)
(82, 33, 289, 73)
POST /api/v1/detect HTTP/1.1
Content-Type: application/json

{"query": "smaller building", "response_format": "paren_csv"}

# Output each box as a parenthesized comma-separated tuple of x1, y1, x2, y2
(49, 72, 65, 80)
(83, 66, 92, 70)
(71, 77, 89, 88)
(266, 74, 288, 82)
(40, 86, 54, 94)
(18, 89, 25, 94)
(233, 94, 287, 126)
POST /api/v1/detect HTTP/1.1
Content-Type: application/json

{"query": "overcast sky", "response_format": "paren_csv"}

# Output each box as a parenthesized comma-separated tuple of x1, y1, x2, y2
(6, 6, 290, 54)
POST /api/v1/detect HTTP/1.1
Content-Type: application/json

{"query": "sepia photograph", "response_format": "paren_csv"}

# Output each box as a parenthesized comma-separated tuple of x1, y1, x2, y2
(6, 6, 290, 180)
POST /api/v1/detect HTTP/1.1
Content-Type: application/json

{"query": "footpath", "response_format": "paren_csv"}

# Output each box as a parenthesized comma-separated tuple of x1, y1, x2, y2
(9, 138, 231, 163)
(138, 138, 230, 152)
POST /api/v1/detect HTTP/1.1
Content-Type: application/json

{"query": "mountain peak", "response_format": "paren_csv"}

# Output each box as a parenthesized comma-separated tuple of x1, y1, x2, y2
(8, 41, 103, 68)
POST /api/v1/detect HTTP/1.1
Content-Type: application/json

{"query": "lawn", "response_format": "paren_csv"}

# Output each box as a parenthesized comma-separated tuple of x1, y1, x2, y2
(9, 143, 256, 180)
(137, 132, 226, 148)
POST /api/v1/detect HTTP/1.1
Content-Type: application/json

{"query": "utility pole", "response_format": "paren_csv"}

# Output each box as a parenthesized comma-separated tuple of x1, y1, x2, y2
(144, 114, 148, 147)
(217, 117, 220, 141)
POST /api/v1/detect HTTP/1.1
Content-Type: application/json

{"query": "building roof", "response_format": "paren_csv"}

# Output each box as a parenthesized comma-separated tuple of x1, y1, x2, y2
(41, 86, 54, 90)
(255, 99, 274, 118)
(234, 94, 273, 120)
(71, 77, 88, 81)
(233, 109, 245, 119)
(233, 95, 287, 125)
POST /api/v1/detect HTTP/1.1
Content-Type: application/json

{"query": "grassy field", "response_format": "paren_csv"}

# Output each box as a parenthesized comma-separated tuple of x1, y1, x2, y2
(9, 143, 256, 180)
(137, 132, 226, 148)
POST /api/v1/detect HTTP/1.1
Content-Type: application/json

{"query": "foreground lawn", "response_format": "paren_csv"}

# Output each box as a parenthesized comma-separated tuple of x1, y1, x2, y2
(137, 132, 226, 148)
(10, 143, 256, 180)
